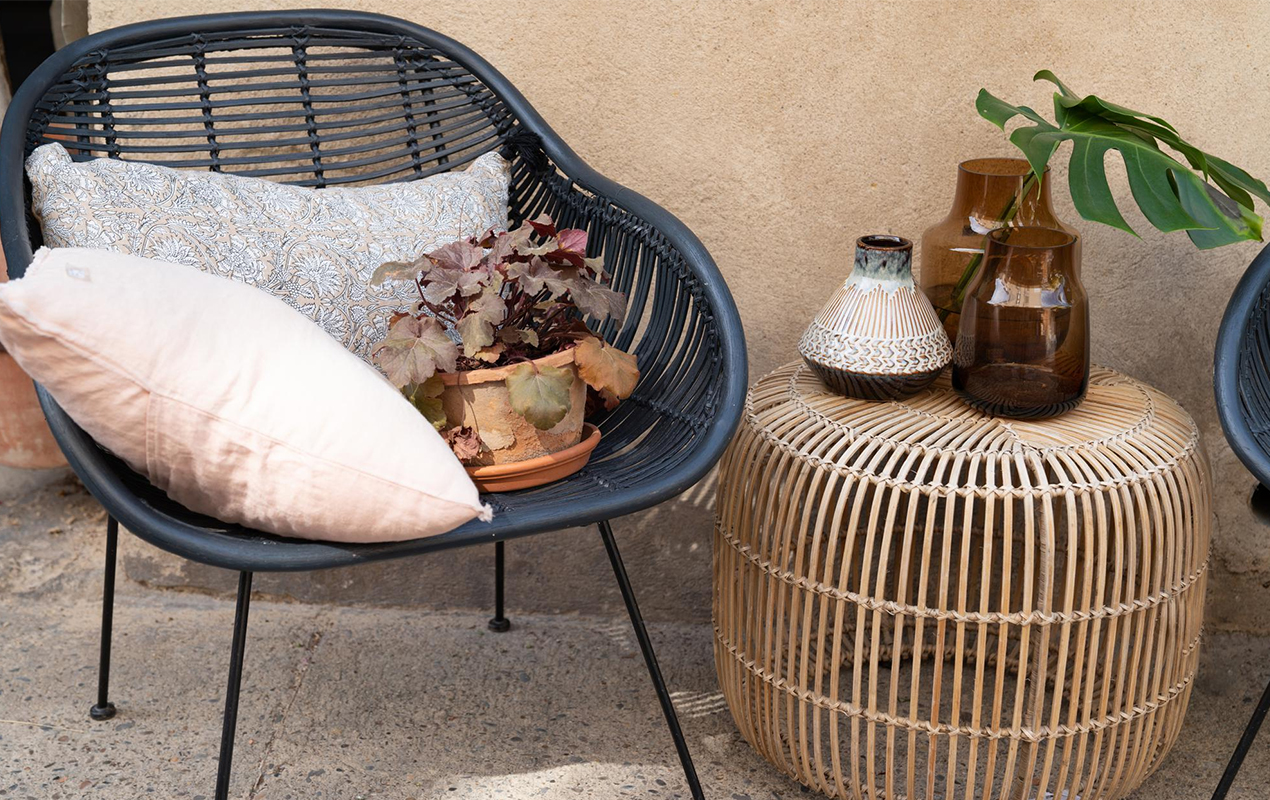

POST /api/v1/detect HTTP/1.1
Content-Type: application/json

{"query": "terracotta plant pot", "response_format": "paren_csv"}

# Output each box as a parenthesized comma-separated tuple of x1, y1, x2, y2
(0, 351, 67, 469)
(439, 349, 587, 467)
(465, 423, 601, 492)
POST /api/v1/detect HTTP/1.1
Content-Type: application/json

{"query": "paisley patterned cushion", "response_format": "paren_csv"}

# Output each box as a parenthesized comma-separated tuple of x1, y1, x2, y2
(25, 143, 509, 362)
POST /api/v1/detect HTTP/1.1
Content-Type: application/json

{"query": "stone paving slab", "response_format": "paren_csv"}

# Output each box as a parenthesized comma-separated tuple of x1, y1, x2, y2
(1, 591, 1268, 799)
(0, 479, 1268, 798)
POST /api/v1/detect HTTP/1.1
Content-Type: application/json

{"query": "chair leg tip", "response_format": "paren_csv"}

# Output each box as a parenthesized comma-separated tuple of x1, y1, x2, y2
(89, 702, 116, 721)
(488, 617, 511, 633)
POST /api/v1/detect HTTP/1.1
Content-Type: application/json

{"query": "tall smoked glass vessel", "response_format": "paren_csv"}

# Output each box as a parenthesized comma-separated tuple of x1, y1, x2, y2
(918, 158, 1079, 342)
(952, 227, 1088, 419)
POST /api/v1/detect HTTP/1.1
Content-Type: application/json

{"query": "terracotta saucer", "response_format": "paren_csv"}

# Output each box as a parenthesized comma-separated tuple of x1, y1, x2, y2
(465, 423, 601, 493)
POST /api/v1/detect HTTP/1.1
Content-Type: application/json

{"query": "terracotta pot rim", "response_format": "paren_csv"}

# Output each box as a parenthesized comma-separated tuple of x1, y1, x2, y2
(439, 348, 576, 387)
(465, 423, 600, 482)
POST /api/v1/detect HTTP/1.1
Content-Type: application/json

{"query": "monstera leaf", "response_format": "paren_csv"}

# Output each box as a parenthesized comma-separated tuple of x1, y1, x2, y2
(977, 71, 1270, 249)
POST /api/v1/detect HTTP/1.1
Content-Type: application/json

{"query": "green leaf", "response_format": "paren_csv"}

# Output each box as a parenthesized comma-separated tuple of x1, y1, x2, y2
(975, 74, 1266, 247)
(405, 374, 447, 430)
(371, 315, 458, 387)
(1065, 133, 1137, 235)
(505, 362, 575, 430)
(974, 89, 1050, 131)
(572, 337, 639, 399)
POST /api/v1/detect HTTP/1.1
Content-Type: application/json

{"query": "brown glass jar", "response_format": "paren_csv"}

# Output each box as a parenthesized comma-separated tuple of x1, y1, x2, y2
(918, 158, 1079, 342)
(952, 227, 1088, 419)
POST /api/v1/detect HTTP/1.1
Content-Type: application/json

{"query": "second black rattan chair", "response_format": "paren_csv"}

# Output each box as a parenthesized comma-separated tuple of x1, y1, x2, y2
(1213, 242, 1270, 799)
(0, 11, 747, 799)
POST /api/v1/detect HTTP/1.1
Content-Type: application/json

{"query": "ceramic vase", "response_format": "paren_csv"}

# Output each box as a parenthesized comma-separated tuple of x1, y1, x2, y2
(799, 235, 951, 401)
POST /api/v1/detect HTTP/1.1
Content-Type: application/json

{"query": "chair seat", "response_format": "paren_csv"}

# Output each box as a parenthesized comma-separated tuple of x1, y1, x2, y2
(41, 385, 707, 572)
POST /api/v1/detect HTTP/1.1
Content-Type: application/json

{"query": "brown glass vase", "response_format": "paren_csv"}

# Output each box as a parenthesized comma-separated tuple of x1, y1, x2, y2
(918, 158, 1079, 342)
(952, 227, 1088, 419)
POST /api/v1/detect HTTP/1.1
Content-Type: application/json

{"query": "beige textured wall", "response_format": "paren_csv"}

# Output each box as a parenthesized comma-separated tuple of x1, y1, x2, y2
(87, 0, 1270, 629)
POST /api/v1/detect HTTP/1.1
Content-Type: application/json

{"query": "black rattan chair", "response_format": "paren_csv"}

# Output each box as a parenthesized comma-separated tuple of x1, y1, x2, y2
(1213, 243, 1270, 799)
(0, 11, 746, 799)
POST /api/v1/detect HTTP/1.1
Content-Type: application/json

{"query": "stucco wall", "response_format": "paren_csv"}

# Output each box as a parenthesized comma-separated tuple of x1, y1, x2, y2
(86, 0, 1270, 628)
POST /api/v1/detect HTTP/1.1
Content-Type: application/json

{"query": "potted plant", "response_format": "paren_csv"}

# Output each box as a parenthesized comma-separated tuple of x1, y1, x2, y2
(371, 215, 639, 490)
(942, 70, 1270, 317)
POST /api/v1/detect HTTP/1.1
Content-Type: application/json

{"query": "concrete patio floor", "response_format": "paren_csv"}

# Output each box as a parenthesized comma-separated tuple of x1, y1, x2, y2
(1, 478, 1268, 799)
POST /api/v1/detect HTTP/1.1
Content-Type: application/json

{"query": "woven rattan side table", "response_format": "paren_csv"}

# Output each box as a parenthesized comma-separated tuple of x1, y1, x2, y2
(714, 362, 1211, 800)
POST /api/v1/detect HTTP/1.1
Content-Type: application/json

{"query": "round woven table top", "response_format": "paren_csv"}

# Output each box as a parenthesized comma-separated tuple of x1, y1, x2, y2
(744, 362, 1203, 495)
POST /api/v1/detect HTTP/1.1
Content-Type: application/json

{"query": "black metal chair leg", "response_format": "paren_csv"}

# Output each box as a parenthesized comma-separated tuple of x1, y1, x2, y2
(1213, 672, 1270, 799)
(89, 516, 118, 721)
(598, 520, 705, 800)
(214, 571, 253, 800)
(488, 540, 510, 632)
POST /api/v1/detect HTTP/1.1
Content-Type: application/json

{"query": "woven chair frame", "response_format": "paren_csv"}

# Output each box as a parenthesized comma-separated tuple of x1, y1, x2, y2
(0, 10, 748, 571)
(715, 363, 1211, 800)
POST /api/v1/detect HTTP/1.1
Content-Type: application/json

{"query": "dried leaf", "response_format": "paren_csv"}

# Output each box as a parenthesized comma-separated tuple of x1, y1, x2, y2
(567, 278, 628, 322)
(573, 337, 639, 399)
(442, 426, 483, 462)
(475, 342, 506, 363)
(505, 362, 575, 430)
(583, 255, 607, 277)
(585, 385, 621, 418)
(372, 315, 458, 387)
(371, 259, 420, 286)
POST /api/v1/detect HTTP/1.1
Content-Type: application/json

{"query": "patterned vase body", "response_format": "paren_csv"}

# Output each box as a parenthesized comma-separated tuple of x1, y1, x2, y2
(799, 235, 952, 401)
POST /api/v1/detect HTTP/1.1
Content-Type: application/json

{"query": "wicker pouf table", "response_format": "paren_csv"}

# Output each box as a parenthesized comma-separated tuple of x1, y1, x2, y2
(714, 362, 1211, 800)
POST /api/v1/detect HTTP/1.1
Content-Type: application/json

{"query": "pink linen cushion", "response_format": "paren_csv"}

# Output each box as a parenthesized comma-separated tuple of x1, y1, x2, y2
(0, 247, 490, 543)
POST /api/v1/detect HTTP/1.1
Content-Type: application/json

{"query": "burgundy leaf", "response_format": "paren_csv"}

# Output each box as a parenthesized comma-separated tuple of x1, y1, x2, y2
(527, 213, 557, 239)
(557, 228, 588, 253)
(426, 240, 484, 272)
(372, 315, 459, 387)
